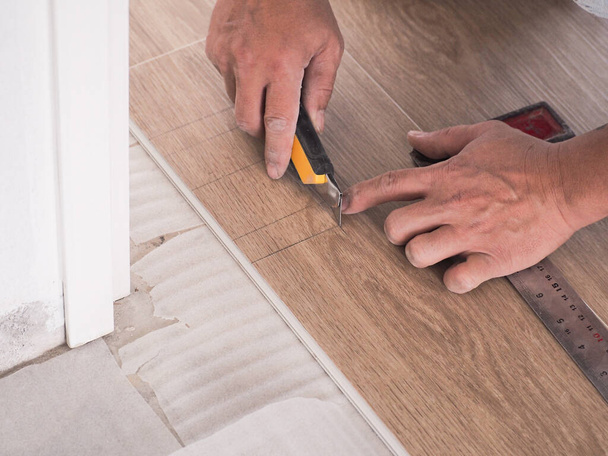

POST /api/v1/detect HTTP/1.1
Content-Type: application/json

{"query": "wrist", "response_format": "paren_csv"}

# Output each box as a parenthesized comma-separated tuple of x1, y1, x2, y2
(555, 127, 608, 231)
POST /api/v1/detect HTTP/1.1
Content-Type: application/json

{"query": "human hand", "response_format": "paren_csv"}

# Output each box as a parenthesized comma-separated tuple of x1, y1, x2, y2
(206, 0, 344, 179)
(342, 121, 585, 293)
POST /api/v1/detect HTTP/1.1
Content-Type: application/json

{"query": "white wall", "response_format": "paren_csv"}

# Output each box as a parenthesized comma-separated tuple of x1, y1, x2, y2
(0, 1, 65, 371)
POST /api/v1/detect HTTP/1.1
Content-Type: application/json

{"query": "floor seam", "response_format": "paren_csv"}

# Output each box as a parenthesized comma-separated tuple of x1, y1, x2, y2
(130, 120, 409, 456)
(192, 160, 265, 191)
(234, 205, 316, 241)
(149, 107, 235, 142)
(130, 37, 207, 70)
(253, 225, 339, 264)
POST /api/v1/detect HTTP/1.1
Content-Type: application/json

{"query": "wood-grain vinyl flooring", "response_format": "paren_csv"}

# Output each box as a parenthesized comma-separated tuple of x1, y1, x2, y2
(130, 1, 608, 454)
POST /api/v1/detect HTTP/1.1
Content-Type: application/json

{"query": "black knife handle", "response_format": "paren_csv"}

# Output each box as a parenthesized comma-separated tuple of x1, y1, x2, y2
(295, 103, 334, 176)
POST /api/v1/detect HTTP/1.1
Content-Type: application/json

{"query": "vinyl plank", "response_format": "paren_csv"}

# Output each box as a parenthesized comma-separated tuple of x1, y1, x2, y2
(193, 161, 318, 239)
(256, 214, 608, 455)
(129, 0, 213, 66)
(330, 0, 608, 132)
(151, 108, 237, 153)
(235, 204, 336, 263)
(162, 128, 261, 190)
(129, 0, 608, 454)
(130, 42, 231, 139)
(145, 51, 419, 255)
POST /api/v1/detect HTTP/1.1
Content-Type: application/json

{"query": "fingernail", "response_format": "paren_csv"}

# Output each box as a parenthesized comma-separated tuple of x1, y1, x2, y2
(341, 192, 350, 213)
(267, 163, 280, 179)
(316, 110, 325, 133)
(408, 130, 425, 138)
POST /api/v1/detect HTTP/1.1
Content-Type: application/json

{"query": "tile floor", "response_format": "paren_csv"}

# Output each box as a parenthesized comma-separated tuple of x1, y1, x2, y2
(0, 135, 395, 456)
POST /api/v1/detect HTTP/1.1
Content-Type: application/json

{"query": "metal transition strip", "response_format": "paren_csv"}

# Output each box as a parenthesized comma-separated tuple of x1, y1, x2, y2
(130, 120, 409, 456)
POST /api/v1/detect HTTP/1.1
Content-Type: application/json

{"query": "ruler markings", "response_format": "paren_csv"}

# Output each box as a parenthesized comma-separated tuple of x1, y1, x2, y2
(508, 259, 608, 402)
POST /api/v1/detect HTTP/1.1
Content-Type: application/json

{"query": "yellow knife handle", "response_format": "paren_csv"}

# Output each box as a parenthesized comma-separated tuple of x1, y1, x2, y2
(291, 136, 328, 184)
(291, 103, 334, 185)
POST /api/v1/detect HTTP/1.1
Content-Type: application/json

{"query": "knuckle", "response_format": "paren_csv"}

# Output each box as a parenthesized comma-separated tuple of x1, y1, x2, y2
(235, 117, 257, 135)
(445, 156, 474, 176)
(447, 190, 468, 210)
(265, 146, 289, 164)
(211, 52, 231, 75)
(265, 148, 281, 160)
(329, 34, 345, 60)
(405, 239, 428, 268)
(442, 158, 460, 175)
(264, 115, 291, 133)
(232, 45, 255, 70)
(204, 38, 214, 59)
(205, 37, 229, 70)
(439, 126, 456, 139)
(269, 58, 301, 81)
(378, 170, 401, 195)
(484, 120, 503, 130)
(337, 32, 345, 54)
(477, 120, 506, 137)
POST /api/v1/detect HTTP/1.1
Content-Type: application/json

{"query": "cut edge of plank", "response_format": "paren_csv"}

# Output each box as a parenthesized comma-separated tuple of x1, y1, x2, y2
(129, 119, 410, 456)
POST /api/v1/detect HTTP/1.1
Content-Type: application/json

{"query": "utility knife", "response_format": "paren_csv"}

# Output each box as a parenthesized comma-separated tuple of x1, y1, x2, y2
(291, 104, 343, 226)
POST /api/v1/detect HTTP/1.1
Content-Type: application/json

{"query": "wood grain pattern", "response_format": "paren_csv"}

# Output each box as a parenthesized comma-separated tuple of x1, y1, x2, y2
(235, 205, 336, 263)
(130, 43, 231, 138)
(193, 161, 320, 239)
(130, 0, 213, 66)
(129, 1, 608, 454)
(256, 215, 608, 455)
(331, 0, 608, 132)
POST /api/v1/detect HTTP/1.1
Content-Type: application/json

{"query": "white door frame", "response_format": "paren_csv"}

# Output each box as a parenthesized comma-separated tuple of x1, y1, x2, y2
(52, 0, 130, 348)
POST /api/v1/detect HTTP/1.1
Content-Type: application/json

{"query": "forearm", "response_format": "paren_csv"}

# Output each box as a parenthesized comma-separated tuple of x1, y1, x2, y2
(557, 124, 608, 230)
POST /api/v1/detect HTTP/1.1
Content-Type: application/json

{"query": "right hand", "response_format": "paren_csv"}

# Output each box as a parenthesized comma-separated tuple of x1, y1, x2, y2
(206, 0, 344, 179)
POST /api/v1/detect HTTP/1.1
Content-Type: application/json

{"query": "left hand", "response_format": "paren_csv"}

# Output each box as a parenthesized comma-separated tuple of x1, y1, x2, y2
(341, 121, 578, 294)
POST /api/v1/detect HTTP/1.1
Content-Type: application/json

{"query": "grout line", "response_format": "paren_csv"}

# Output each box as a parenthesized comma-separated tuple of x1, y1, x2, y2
(130, 37, 207, 70)
(130, 119, 410, 456)
(345, 49, 422, 131)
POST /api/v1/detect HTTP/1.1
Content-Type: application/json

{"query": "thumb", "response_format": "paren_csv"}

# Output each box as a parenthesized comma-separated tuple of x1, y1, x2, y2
(302, 46, 343, 133)
(408, 121, 499, 160)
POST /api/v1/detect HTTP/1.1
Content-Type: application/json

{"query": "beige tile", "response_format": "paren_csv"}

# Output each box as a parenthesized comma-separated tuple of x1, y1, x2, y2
(0, 340, 180, 456)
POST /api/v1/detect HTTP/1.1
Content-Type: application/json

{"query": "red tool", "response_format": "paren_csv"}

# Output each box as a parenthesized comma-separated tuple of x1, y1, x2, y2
(410, 101, 575, 167)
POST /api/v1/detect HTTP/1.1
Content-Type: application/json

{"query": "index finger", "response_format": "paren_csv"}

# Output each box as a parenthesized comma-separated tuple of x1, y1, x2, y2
(342, 168, 431, 214)
(263, 78, 303, 179)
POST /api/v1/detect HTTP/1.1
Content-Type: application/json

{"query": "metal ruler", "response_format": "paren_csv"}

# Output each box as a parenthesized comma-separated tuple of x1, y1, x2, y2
(508, 259, 608, 402)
